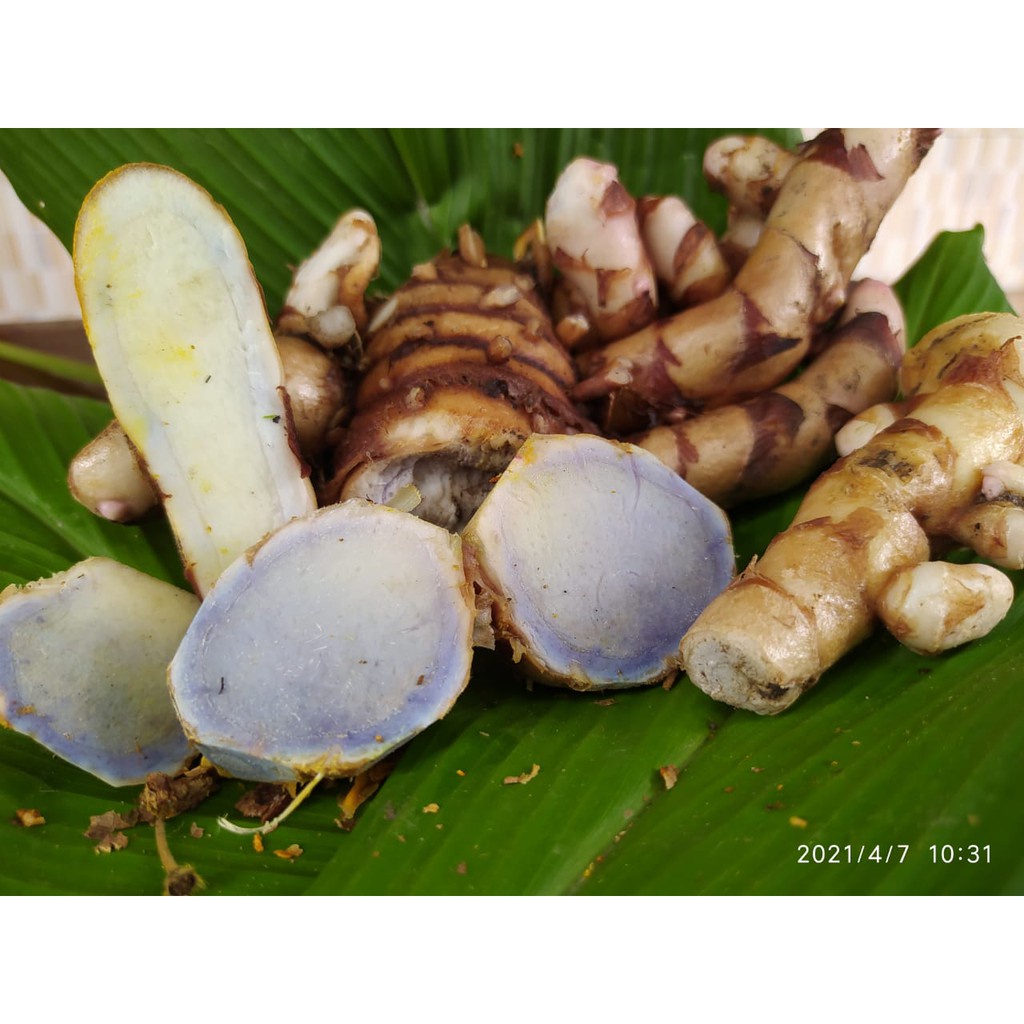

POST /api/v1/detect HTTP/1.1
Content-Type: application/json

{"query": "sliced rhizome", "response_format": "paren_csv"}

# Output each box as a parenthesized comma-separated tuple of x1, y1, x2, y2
(169, 501, 477, 783)
(462, 434, 735, 690)
(61, 162, 738, 793)
(0, 558, 198, 786)
(166, 432, 736, 784)
(74, 163, 316, 596)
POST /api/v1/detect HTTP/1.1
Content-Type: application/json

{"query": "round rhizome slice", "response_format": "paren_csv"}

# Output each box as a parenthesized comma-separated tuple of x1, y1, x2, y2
(0, 558, 198, 787)
(169, 500, 476, 783)
(462, 433, 735, 689)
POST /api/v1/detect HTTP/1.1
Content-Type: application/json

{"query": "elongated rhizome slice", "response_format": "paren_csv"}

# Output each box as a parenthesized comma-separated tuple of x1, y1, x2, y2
(74, 163, 316, 594)
(169, 501, 477, 783)
(326, 250, 592, 530)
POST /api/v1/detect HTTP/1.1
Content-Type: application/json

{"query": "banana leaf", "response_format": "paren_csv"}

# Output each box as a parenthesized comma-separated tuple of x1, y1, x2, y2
(0, 129, 1019, 896)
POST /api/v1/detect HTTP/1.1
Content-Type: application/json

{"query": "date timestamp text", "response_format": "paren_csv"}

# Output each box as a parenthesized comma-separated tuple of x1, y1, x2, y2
(929, 844, 991, 864)
(796, 843, 991, 864)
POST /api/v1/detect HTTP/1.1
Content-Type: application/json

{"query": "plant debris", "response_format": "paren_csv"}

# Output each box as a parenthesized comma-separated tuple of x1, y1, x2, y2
(154, 817, 205, 895)
(236, 783, 293, 822)
(503, 763, 541, 785)
(137, 765, 220, 823)
(423, 802, 440, 814)
(335, 759, 395, 831)
(164, 864, 204, 895)
(13, 808, 45, 827)
(659, 765, 678, 790)
(85, 809, 138, 852)
(274, 843, 304, 860)
(84, 767, 218, 877)
(219, 772, 323, 837)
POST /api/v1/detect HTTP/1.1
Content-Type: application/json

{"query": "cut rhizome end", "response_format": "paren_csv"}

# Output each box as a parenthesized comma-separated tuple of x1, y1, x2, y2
(168, 501, 477, 783)
(73, 163, 316, 596)
(462, 433, 735, 690)
(0, 558, 197, 786)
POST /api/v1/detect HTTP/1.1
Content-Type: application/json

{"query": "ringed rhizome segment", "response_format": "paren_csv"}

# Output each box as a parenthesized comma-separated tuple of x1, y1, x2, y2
(681, 313, 1024, 715)
(325, 244, 593, 532)
(574, 129, 939, 416)
(632, 279, 907, 508)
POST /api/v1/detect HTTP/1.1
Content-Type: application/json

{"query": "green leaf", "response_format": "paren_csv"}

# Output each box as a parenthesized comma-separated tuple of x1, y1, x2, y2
(0, 339, 102, 389)
(578, 599, 1024, 895)
(0, 129, 801, 308)
(894, 225, 1016, 344)
(0, 129, 1020, 896)
(0, 381, 182, 589)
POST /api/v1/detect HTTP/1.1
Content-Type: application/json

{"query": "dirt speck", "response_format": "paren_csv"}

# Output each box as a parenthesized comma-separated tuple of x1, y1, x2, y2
(503, 763, 540, 785)
(12, 808, 45, 827)
(236, 783, 291, 823)
(85, 809, 138, 853)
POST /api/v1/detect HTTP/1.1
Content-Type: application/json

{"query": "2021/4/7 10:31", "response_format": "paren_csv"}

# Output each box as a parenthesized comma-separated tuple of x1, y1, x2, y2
(796, 844, 992, 864)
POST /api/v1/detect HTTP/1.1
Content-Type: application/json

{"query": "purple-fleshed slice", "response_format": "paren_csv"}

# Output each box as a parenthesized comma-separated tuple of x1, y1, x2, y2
(168, 500, 476, 783)
(463, 434, 734, 690)
(0, 558, 197, 786)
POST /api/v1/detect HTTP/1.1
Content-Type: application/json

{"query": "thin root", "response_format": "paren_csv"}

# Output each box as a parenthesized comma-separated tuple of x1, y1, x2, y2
(217, 771, 325, 836)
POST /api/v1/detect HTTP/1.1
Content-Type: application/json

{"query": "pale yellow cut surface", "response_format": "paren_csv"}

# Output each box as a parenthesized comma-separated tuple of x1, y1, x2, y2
(74, 164, 316, 594)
